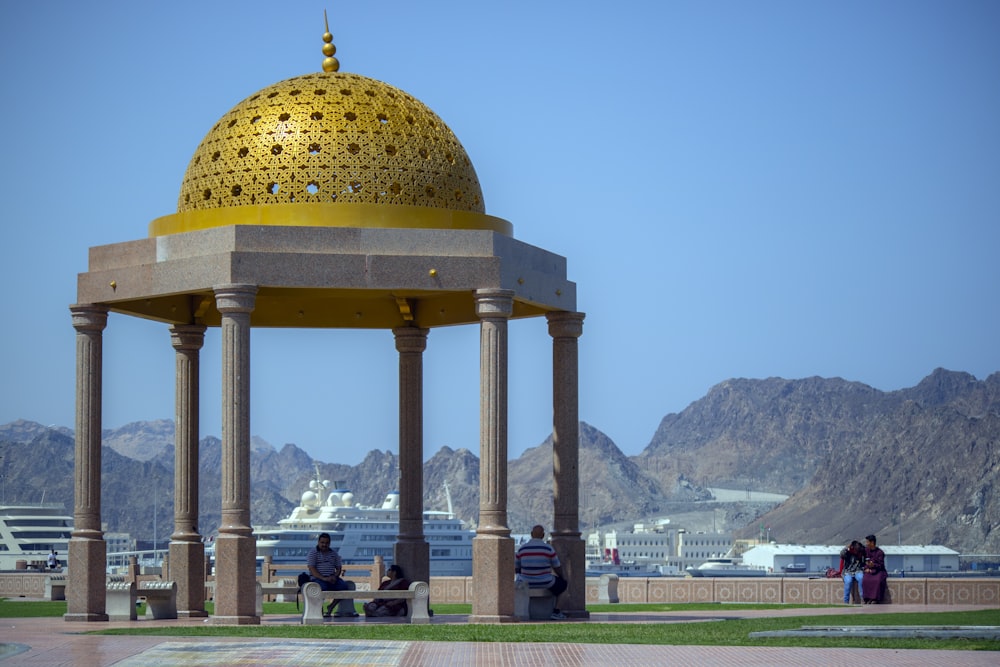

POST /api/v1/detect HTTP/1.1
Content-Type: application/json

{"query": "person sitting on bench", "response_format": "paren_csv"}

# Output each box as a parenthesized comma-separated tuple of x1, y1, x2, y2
(307, 532, 357, 617)
(515, 524, 568, 619)
(364, 564, 412, 617)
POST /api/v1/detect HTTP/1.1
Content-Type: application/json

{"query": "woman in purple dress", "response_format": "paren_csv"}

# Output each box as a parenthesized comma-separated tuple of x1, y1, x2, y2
(861, 534, 887, 604)
(363, 564, 412, 618)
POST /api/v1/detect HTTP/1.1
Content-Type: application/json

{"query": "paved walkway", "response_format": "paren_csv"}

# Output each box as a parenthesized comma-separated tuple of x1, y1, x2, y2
(0, 604, 996, 666)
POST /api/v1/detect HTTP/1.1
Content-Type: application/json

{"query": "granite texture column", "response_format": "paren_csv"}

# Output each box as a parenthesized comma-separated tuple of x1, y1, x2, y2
(66, 304, 109, 622)
(470, 289, 515, 623)
(169, 324, 208, 618)
(547, 311, 588, 618)
(393, 326, 430, 585)
(212, 284, 259, 624)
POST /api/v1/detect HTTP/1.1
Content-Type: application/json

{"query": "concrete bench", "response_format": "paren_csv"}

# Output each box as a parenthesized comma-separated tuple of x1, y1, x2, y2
(265, 578, 300, 602)
(513, 580, 555, 620)
(139, 580, 177, 619)
(255, 580, 299, 616)
(44, 575, 67, 601)
(204, 579, 301, 615)
(597, 573, 619, 604)
(106, 579, 138, 621)
(265, 559, 385, 593)
(301, 580, 429, 625)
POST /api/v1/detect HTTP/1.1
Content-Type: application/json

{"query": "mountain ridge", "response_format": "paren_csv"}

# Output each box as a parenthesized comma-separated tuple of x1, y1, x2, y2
(1, 367, 996, 553)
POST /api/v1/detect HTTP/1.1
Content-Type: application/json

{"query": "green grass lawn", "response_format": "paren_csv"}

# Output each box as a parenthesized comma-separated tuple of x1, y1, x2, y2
(3, 599, 998, 651)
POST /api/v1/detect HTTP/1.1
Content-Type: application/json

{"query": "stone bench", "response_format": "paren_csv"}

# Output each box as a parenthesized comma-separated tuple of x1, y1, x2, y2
(106, 579, 138, 621)
(44, 575, 67, 601)
(597, 573, 619, 604)
(206, 578, 301, 611)
(513, 580, 555, 620)
(139, 580, 177, 619)
(264, 578, 300, 602)
(301, 581, 429, 625)
(255, 579, 299, 615)
(266, 559, 385, 592)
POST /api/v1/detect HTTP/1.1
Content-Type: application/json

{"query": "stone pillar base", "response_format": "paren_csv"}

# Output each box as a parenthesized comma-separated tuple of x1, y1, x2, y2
(394, 538, 430, 587)
(65, 537, 108, 622)
(210, 615, 264, 625)
(211, 533, 259, 624)
(468, 614, 522, 623)
(550, 533, 589, 618)
(470, 533, 515, 622)
(64, 612, 110, 622)
(170, 539, 208, 618)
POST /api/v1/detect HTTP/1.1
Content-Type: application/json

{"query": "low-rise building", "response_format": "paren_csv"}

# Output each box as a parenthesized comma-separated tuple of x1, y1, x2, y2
(742, 543, 961, 574)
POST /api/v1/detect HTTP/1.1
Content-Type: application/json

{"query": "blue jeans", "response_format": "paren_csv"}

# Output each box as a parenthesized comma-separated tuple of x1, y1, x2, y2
(311, 576, 351, 592)
(311, 576, 356, 615)
(843, 570, 863, 603)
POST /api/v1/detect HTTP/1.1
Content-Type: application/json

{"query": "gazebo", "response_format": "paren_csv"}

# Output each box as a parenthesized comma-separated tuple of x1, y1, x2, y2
(68, 22, 584, 624)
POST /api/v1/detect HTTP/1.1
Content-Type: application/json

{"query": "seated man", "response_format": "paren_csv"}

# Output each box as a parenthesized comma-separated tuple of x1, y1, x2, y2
(363, 564, 411, 617)
(515, 524, 568, 619)
(307, 532, 357, 617)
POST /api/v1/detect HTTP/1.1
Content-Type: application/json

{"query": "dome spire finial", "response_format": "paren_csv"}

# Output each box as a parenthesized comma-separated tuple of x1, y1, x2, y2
(322, 10, 340, 73)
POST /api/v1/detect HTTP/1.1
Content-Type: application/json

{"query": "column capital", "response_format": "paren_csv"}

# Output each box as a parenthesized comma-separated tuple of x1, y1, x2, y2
(392, 326, 429, 354)
(213, 284, 258, 313)
(169, 324, 207, 351)
(69, 304, 109, 332)
(474, 289, 514, 319)
(546, 311, 585, 339)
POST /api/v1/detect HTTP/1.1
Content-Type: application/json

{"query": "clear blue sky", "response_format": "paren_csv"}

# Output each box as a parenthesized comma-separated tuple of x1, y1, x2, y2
(2, 1, 998, 465)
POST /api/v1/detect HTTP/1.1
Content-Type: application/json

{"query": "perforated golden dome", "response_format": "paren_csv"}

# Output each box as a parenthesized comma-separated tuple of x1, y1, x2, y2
(149, 71, 512, 237)
(179, 71, 483, 213)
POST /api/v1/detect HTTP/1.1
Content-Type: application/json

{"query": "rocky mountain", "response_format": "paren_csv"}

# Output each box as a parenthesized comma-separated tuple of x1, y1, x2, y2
(744, 371, 999, 550)
(1, 368, 997, 553)
(101, 419, 176, 462)
(509, 422, 711, 532)
(636, 368, 1000, 551)
(639, 375, 887, 493)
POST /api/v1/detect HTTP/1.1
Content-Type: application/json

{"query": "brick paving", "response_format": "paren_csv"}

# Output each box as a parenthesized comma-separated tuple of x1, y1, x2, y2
(0, 604, 996, 666)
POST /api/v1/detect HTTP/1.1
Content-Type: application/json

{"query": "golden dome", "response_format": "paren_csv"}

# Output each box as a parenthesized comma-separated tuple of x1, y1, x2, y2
(150, 71, 511, 237)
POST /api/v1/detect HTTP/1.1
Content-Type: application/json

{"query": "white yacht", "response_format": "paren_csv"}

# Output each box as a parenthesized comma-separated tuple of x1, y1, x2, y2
(686, 558, 767, 577)
(585, 560, 665, 577)
(251, 466, 475, 576)
(0, 504, 72, 570)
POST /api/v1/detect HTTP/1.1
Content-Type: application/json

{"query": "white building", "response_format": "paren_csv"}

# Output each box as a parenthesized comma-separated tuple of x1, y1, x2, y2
(677, 530, 734, 561)
(742, 543, 961, 574)
(582, 521, 744, 575)
(602, 526, 674, 563)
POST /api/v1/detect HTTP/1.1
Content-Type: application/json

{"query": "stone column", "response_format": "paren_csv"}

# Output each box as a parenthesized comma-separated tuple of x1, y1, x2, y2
(547, 311, 588, 618)
(393, 327, 431, 585)
(169, 324, 208, 618)
(66, 304, 109, 622)
(470, 289, 515, 623)
(212, 284, 259, 624)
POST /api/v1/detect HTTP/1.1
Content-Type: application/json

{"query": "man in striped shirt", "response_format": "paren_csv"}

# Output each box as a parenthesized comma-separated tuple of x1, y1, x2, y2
(514, 524, 568, 619)
(307, 532, 358, 617)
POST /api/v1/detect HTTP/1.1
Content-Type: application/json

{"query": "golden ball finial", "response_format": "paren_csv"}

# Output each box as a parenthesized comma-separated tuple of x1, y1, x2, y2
(322, 10, 339, 72)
